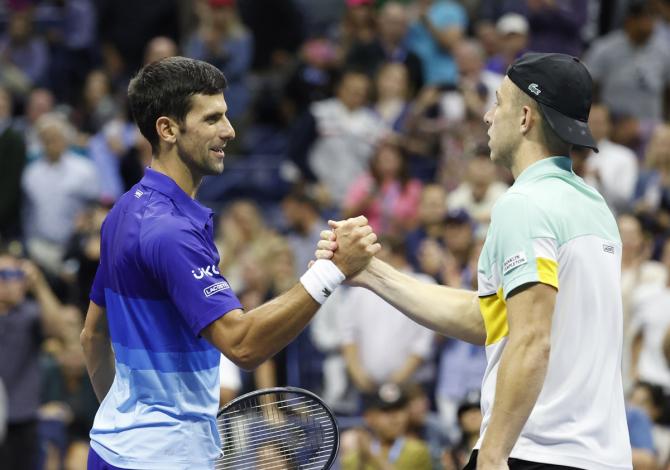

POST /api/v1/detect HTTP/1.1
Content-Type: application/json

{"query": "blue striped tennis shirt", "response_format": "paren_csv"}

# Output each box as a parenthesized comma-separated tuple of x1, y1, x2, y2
(89, 168, 242, 469)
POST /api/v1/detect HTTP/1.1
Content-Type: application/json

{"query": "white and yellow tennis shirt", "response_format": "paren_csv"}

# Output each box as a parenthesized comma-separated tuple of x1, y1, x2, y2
(475, 157, 632, 469)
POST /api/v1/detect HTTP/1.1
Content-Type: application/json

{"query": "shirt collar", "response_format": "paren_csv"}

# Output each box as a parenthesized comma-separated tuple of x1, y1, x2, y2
(513, 156, 573, 186)
(140, 168, 213, 227)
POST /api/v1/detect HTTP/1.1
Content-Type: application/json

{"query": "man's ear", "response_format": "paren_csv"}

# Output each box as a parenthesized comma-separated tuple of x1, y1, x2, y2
(155, 116, 178, 145)
(520, 105, 534, 135)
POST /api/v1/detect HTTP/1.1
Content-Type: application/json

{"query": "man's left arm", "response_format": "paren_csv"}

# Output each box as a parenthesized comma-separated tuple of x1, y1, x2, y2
(477, 282, 556, 468)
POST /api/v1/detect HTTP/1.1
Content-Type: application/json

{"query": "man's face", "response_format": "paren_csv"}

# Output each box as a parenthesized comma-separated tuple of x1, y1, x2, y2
(483, 77, 522, 169)
(337, 74, 370, 111)
(0, 256, 27, 309)
(419, 186, 447, 225)
(468, 158, 495, 202)
(365, 407, 409, 442)
(625, 14, 654, 45)
(588, 105, 611, 143)
(175, 93, 235, 177)
(378, 4, 408, 44)
(39, 125, 69, 162)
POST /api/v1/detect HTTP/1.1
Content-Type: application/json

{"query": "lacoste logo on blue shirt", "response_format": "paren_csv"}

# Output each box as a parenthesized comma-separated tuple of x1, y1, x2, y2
(204, 281, 230, 297)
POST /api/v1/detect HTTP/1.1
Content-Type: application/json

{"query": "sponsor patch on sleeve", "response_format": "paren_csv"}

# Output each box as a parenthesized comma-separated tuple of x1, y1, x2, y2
(502, 251, 528, 275)
(204, 280, 231, 297)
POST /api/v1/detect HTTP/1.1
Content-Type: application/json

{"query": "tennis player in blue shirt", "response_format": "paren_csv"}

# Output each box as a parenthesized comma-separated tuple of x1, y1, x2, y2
(80, 56, 380, 470)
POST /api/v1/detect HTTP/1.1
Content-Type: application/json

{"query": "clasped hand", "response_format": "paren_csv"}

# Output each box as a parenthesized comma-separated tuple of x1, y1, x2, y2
(313, 216, 380, 279)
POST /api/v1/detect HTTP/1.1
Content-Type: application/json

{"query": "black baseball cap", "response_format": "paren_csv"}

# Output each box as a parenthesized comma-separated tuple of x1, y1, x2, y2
(507, 52, 598, 152)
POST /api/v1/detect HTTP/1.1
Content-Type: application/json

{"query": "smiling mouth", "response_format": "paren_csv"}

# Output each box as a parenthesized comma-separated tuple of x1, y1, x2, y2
(210, 145, 226, 157)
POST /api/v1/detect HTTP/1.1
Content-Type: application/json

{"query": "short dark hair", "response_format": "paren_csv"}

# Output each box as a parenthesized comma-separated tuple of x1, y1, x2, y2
(127, 56, 227, 153)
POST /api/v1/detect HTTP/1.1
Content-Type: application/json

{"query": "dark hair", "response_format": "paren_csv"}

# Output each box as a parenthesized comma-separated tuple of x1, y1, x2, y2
(370, 139, 411, 188)
(127, 56, 227, 153)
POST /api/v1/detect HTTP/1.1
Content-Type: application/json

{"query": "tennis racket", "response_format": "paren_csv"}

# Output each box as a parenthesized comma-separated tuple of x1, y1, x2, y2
(215, 387, 339, 470)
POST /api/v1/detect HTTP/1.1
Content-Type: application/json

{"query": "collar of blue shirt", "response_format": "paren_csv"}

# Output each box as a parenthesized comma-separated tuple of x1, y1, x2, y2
(140, 168, 213, 228)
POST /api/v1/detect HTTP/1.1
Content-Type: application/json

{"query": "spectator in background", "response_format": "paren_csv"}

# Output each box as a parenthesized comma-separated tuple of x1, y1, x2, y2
(143, 35, 178, 65)
(45, 0, 98, 105)
(448, 151, 508, 229)
(284, 37, 340, 117)
(335, 0, 378, 66)
(418, 209, 477, 287)
(281, 190, 329, 277)
(619, 213, 667, 392)
(340, 384, 432, 470)
(288, 70, 386, 207)
(339, 237, 435, 396)
(525, 0, 587, 56)
(12, 87, 55, 162)
(96, 0, 179, 79)
(372, 62, 412, 133)
(435, 334, 487, 443)
(184, 0, 253, 122)
(486, 13, 528, 76)
(405, 383, 452, 469)
(406, 183, 448, 272)
(584, 0, 670, 122)
(626, 405, 659, 470)
(0, 249, 68, 470)
(342, 138, 423, 236)
(62, 203, 109, 311)
(214, 199, 281, 291)
(453, 39, 503, 118)
(584, 103, 639, 215)
(346, 1, 424, 93)
(0, 87, 26, 240)
(21, 112, 100, 276)
(635, 124, 670, 240)
(632, 238, 670, 390)
(73, 69, 119, 135)
(0, 9, 49, 96)
(629, 381, 670, 466)
(39, 306, 98, 470)
(449, 390, 483, 468)
(407, 0, 467, 87)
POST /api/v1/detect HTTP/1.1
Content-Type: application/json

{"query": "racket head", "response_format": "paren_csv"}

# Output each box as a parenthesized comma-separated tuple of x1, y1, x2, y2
(215, 386, 339, 470)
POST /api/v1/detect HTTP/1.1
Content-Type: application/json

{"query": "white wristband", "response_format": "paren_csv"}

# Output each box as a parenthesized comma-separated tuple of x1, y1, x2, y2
(300, 259, 345, 304)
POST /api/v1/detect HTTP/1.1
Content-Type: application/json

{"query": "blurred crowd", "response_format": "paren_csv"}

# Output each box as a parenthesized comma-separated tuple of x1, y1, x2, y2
(1, 0, 670, 468)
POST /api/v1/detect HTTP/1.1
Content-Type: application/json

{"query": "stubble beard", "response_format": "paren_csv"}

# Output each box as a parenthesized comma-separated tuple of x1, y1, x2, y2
(176, 139, 224, 178)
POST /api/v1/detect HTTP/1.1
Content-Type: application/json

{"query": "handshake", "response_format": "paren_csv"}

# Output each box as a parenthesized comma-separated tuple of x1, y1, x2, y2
(310, 215, 381, 283)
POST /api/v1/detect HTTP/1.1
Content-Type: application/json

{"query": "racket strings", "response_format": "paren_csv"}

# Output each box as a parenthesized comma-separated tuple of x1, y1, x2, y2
(215, 392, 336, 470)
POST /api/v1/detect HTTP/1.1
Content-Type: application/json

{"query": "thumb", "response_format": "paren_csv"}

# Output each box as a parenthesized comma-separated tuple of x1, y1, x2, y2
(328, 219, 344, 229)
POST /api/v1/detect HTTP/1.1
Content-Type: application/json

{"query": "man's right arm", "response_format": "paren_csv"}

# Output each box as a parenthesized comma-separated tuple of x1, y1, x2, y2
(355, 257, 486, 345)
(80, 301, 115, 402)
(202, 217, 381, 370)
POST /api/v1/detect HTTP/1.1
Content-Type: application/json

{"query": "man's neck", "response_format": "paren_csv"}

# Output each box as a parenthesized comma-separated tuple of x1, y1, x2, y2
(150, 155, 201, 198)
(510, 142, 556, 179)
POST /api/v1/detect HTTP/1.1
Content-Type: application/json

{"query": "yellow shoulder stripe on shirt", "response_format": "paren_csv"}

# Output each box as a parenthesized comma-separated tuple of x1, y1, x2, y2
(480, 258, 558, 346)
(536, 257, 559, 289)
(480, 287, 508, 346)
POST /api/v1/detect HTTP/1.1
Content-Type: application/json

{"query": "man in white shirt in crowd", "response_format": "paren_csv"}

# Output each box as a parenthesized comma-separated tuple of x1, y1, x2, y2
(584, 103, 638, 215)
